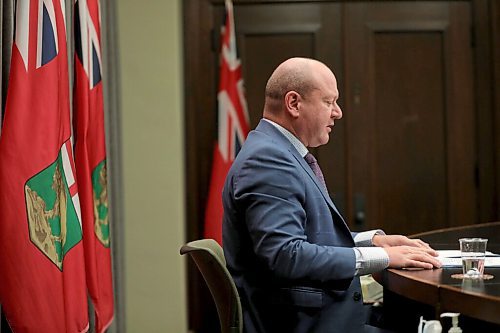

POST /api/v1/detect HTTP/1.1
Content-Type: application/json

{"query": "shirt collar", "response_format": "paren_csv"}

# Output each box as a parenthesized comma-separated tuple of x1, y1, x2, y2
(262, 118, 309, 157)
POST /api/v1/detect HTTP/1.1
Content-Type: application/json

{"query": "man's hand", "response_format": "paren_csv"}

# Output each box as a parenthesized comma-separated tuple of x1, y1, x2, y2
(373, 234, 438, 256)
(373, 234, 441, 269)
(384, 245, 442, 269)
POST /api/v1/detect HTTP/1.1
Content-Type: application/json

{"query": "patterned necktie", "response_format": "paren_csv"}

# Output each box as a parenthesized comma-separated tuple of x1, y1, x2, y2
(304, 153, 328, 192)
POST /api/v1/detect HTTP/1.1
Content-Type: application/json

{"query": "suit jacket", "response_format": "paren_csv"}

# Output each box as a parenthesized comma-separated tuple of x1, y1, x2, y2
(223, 120, 368, 333)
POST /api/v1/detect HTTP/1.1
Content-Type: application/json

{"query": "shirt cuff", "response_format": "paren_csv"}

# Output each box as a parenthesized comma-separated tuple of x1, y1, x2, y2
(353, 247, 390, 276)
(353, 229, 386, 247)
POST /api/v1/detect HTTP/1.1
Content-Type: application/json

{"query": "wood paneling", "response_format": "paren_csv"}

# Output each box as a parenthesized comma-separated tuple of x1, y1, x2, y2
(183, 0, 499, 331)
(344, 2, 476, 234)
(472, 0, 497, 223)
(184, 1, 220, 330)
(373, 32, 447, 234)
(492, 0, 500, 218)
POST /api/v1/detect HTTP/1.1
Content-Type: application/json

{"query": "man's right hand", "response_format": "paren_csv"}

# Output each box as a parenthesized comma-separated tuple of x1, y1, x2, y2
(384, 246, 442, 270)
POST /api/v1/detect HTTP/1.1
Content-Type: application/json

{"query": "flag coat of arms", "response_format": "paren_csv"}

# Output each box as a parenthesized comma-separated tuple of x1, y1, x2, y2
(0, 0, 89, 332)
(204, 0, 250, 244)
(73, 0, 114, 332)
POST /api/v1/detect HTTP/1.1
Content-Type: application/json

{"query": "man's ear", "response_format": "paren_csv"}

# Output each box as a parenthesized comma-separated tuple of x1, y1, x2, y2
(284, 91, 301, 118)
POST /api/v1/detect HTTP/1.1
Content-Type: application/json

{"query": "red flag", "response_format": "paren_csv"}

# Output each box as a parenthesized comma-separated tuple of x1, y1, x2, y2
(73, 0, 114, 332)
(204, 0, 250, 244)
(0, 0, 89, 332)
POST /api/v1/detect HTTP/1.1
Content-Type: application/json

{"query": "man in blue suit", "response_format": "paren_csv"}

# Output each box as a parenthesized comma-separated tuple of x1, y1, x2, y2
(222, 57, 441, 333)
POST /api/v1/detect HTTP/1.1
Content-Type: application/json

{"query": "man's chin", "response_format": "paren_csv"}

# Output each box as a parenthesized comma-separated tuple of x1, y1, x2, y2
(309, 138, 330, 148)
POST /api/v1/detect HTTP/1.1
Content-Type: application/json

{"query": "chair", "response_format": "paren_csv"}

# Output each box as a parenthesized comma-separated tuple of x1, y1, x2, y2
(180, 239, 243, 333)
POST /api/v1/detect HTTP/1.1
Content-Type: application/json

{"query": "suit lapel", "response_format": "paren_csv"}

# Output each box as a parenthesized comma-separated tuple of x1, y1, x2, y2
(292, 153, 343, 217)
(255, 120, 349, 228)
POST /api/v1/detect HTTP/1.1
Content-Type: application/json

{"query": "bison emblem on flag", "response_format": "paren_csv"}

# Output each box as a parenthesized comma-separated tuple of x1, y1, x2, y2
(24, 141, 83, 270)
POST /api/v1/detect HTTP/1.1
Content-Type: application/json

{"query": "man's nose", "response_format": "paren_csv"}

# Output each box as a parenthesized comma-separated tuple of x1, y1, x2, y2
(332, 104, 342, 119)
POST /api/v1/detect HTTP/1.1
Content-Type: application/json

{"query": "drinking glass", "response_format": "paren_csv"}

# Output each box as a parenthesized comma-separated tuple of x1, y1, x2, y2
(459, 238, 487, 278)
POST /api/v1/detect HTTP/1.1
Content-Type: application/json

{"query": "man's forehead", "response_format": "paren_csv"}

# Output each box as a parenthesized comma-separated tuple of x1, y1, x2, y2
(315, 76, 338, 96)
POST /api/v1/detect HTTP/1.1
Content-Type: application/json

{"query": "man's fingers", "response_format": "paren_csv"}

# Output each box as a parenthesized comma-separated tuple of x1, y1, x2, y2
(424, 247, 439, 257)
(405, 260, 434, 270)
(409, 252, 442, 268)
(386, 246, 442, 269)
(410, 239, 439, 256)
(409, 238, 429, 248)
(415, 239, 431, 248)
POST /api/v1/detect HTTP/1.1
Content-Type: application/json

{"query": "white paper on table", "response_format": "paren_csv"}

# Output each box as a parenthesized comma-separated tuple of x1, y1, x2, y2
(437, 250, 500, 267)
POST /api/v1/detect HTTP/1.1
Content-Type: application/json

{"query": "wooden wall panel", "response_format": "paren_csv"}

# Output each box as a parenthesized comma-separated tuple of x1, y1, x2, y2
(374, 32, 447, 235)
(344, 2, 476, 235)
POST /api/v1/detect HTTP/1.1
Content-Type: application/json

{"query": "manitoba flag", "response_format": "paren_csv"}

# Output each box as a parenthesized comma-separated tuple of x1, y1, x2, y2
(0, 0, 89, 332)
(73, 0, 114, 332)
(204, 0, 250, 244)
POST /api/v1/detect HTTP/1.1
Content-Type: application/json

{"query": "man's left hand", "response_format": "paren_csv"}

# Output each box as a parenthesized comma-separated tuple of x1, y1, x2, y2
(372, 234, 438, 257)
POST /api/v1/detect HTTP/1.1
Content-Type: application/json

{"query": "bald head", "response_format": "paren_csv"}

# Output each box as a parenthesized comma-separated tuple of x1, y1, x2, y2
(261, 57, 342, 147)
(264, 57, 333, 114)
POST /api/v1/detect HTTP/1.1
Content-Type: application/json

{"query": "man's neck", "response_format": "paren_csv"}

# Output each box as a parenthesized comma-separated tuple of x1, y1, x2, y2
(262, 118, 308, 157)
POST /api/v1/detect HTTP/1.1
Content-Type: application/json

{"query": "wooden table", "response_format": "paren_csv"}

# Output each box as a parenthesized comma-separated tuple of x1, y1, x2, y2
(375, 222, 500, 332)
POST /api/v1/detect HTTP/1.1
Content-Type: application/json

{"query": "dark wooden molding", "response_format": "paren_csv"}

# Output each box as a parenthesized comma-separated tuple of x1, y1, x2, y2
(492, 0, 500, 218)
(473, 0, 497, 223)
